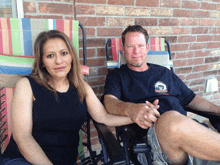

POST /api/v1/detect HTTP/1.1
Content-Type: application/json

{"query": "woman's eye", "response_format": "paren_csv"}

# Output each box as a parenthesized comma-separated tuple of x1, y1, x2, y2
(62, 51, 68, 55)
(47, 54, 54, 58)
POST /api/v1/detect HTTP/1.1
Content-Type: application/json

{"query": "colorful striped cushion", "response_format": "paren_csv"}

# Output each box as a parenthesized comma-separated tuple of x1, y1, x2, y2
(0, 18, 89, 87)
(0, 18, 79, 56)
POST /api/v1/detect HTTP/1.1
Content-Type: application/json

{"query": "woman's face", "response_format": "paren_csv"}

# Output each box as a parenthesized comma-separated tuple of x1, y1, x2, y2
(42, 38, 73, 80)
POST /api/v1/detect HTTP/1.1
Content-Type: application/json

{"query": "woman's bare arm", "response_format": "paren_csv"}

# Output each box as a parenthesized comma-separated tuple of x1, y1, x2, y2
(11, 77, 53, 165)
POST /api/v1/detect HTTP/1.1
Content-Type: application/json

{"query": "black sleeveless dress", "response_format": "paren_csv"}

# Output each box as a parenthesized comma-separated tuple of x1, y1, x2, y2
(2, 76, 87, 165)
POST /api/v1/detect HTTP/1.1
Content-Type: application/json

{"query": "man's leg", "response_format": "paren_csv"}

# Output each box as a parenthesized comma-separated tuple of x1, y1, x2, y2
(155, 111, 220, 165)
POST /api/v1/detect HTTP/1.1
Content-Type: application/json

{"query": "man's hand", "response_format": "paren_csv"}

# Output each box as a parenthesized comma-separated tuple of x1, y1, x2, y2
(128, 99, 160, 129)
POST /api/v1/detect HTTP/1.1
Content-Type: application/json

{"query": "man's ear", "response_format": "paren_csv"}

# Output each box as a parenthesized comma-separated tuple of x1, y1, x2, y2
(146, 43, 150, 50)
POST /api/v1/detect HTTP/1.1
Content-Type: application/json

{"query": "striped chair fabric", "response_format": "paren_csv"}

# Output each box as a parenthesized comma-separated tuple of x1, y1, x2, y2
(107, 38, 173, 69)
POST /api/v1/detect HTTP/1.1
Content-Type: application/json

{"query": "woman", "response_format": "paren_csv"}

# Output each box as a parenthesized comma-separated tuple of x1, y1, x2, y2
(1, 30, 133, 165)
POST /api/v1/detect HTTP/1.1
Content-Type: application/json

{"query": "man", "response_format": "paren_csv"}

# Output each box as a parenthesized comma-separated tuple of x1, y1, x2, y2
(103, 25, 220, 165)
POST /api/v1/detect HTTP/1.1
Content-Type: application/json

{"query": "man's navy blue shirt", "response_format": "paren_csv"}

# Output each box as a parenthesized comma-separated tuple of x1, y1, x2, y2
(104, 63, 196, 115)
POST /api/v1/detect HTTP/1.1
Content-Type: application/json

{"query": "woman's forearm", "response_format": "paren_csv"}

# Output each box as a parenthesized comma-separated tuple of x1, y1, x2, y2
(15, 136, 53, 165)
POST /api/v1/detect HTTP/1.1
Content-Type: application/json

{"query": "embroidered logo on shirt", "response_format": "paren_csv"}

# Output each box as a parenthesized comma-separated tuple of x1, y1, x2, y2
(155, 81, 169, 95)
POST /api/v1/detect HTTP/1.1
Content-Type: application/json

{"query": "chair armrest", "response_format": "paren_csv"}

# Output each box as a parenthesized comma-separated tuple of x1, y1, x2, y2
(185, 107, 220, 132)
(93, 121, 126, 164)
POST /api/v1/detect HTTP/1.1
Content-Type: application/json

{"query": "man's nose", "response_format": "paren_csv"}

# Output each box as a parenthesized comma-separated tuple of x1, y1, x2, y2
(133, 46, 139, 53)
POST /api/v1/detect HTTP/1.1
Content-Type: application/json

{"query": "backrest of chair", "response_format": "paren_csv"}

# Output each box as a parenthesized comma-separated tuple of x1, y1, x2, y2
(106, 37, 173, 70)
(0, 17, 89, 154)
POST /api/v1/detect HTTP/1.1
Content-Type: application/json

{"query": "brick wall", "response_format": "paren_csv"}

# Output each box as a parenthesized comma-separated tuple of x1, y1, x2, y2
(23, 0, 220, 154)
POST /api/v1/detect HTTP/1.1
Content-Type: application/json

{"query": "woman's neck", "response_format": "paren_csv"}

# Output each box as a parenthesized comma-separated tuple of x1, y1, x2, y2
(48, 78, 69, 93)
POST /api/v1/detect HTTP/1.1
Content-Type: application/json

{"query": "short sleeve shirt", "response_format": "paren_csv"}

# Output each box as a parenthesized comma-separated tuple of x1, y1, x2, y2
(103, 63, 196, 115)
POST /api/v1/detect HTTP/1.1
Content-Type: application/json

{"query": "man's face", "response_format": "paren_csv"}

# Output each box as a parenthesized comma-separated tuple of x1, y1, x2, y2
(123, 32, 149, 71)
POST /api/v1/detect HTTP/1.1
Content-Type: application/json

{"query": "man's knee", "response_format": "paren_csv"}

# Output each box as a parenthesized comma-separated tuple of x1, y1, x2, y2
(155, 110, 188, 136)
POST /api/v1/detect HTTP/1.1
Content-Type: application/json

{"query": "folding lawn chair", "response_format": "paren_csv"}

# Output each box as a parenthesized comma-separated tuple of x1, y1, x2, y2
(105, 37, 220, 165)
(0, 17, 126, 165)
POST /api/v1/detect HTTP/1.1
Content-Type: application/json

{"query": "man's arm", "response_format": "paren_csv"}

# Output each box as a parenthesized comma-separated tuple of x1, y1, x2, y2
(188, 94, 220, 116)
(104, 94, 160, 129)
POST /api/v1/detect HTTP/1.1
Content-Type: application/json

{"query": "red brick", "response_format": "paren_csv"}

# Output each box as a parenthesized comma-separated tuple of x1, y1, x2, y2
(216, 20, 220, 26)
(151, 9, 172, 17)
(175, 67, 192, 74)
(173, 59, 187, 67)
(98, 67, 108, 76)
(161, 0, 181, 7)
(173, 9, 193, 17)
(89, 67, 100, 77)
(159, 18, 179, 26)
(75, 0, 106, 4)
(178, 36, 196, 43)
(201, 2, 217, 10)
(191, 86, 200, 93)
(97, 28, 123, 36)
(79, 48, 96, 58)
(107, 17, 133, 26)
(182, 1, 200, 9)
(172, 27, 190, 34)
(87, 58, 106, 67)
(126, 8, 151, 16)
(195, 50, 210, 57)
(23, 2, 36, 13)
(76, 4, 95, 14)
(79, 28, 95, 37)
(175, 52, 194, 59)
(200, 19, 215, 26)
(181, 18, 199, 26)
(190, 43, 206, 50)
(88, 76, 106, 86)
(193, 65, 209, 72)
(214, 35, 220, 41)
(188, 58, 204, 65)
(108, 0, 134, 5)
(189, 79, 205, 86)
(150, 27, 171, 35)
(197, 35, 213, 42)
(186, 73, 203, 80)
(171, 44, 189, 51)
(77, 17, 105, 26)
(97, 48, 107, 58)
(193, 11, 210, 18)
(209, 27, 220, 34)
(135, 18, 157, 26)
(192, 27, 208, 34)
(207, 42, 220, 49)
(85, 38, 106, 47)
(136, 0, 159, 7)
(205, 57, 220, 63)
(39, 3, 73, 14)
(203, 70, 218, 77)
(96, 6, 124, 15)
